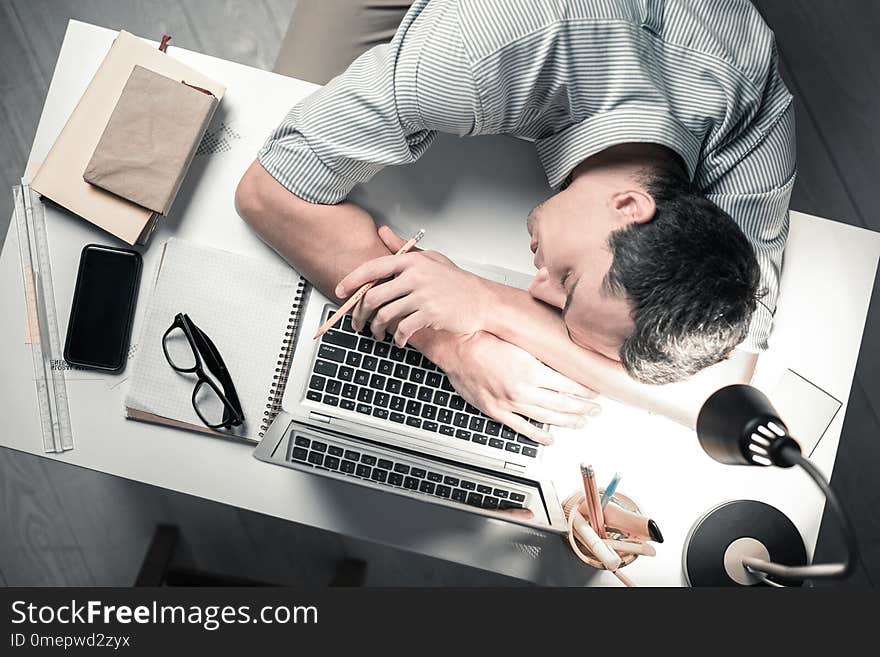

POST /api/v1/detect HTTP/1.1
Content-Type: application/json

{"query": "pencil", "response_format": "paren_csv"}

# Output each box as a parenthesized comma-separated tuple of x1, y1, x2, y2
(581, 464, 607, 539)
(579, 463, 600, 537)
(314, 229, 426, 339)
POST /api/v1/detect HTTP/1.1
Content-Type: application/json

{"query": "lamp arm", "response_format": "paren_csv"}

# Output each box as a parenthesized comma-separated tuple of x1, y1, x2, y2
(741, 557, 848, 580)
(742, 445, 859, 583)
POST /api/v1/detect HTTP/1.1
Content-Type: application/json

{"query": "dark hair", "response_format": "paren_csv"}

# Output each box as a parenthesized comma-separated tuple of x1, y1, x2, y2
(605, 165, 762, 384)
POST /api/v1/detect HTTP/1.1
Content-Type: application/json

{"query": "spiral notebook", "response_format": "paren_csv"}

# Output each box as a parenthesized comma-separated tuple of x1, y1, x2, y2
(125, 238, 306, 442)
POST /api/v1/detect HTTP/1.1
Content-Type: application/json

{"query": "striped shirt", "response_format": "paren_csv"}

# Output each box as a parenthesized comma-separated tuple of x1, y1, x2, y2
(258, 0, 796, 352)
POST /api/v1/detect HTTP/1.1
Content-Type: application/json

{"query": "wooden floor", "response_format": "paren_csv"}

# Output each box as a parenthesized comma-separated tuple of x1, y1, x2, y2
(0, 0, 877, 586)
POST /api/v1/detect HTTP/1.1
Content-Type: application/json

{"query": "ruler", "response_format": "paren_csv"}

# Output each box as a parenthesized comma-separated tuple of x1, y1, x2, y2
(13, 180, 74, 453)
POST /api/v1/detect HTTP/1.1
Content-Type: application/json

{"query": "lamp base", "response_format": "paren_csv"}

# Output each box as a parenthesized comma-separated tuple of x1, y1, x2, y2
(683, 500, 807, 587)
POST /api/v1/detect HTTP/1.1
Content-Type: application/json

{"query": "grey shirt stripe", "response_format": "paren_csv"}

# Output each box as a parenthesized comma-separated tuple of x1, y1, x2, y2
(258, 0, 796, 352)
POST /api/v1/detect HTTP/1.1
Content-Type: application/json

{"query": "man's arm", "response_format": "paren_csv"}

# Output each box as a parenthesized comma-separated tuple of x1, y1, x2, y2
(235, 161, 389, 301)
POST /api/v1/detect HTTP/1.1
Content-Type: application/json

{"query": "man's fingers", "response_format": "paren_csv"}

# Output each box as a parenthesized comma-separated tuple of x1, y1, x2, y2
(352, 278, 411, 330)
(496, 508, 535, 521)
(393, 312, 428, 347)
(537, 366, 597, 399)
(497, 411, 553, 445)
(512, 403, 587, 430)
(378, 225, 423, 254)
(524, 387, 601, 416)
(336, 255, 409, 298)
(377, 226, 450, 268)
(377, 225, 406, 251)
(370, 297, 419, 341)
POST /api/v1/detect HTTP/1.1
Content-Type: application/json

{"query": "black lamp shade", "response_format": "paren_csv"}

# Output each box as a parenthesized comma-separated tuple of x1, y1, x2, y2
(688, 385, 852, 586)
(696, 384, 798, 467)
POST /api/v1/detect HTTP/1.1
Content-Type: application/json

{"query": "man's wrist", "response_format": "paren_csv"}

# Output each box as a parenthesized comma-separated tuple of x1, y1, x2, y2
(480, 279, 516, 338)
(408, 328, 461, 372)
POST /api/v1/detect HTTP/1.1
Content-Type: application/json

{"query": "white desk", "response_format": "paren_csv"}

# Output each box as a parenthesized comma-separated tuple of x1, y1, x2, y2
(2, 21, 878, 586)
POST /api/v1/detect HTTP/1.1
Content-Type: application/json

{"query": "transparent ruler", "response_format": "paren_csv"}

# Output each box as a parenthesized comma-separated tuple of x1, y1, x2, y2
(13, 180, 74, 453)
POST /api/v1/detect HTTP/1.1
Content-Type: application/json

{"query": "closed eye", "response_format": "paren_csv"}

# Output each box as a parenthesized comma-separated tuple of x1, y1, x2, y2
(561, 273, 580, 319)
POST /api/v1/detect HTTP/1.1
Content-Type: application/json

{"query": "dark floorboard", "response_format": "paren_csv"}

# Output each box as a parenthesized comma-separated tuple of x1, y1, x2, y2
(813, 377, 880, 587)
(0, 0, 877, 586)
(0, 448, 94, 586)
(760, 1, 880, 232)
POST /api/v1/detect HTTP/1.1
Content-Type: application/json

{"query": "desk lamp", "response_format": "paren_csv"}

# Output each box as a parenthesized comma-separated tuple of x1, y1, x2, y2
(684, 384, 859, 587)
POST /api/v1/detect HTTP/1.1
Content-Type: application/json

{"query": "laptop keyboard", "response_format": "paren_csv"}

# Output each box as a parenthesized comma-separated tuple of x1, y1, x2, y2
(287, 431, 529, 512)
(306, 314, 543, 459)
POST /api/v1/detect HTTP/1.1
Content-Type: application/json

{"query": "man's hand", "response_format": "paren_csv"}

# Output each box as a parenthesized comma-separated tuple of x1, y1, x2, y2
(426, 330, 600, 444)
(336, 227, 494, 345)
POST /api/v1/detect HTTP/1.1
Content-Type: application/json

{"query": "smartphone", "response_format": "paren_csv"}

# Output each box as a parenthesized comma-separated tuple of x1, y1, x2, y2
(64, 244, 142, 371)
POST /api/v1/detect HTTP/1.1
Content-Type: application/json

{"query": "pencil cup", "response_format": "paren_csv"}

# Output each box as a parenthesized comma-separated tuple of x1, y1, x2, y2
(561, 490, 642, 570)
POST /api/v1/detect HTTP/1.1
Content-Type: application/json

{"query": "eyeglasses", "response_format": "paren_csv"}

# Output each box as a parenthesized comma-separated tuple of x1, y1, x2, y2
(162, 313, 244, 430)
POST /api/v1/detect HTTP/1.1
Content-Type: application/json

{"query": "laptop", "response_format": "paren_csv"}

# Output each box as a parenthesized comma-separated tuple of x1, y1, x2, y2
(254, 262, 568, 534)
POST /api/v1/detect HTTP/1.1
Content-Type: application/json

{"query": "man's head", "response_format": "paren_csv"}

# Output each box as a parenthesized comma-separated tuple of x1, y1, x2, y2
(527, 144, 761, 384)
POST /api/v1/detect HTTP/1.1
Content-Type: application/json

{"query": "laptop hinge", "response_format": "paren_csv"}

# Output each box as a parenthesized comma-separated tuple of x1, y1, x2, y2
(503, 461, 527, 474)
(308, 411, 332, 424)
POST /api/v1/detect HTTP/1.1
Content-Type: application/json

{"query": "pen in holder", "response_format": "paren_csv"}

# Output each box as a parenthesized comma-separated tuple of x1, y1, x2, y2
(562, 490, 644, 573)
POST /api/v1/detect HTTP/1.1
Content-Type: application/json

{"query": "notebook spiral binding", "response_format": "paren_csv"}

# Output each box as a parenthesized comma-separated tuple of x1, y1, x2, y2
(260, 278, 308, 437)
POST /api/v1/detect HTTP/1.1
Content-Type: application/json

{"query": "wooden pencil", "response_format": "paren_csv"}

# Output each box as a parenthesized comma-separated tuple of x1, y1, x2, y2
(314, 229, 425, 339)
(581, 464, 607, 539)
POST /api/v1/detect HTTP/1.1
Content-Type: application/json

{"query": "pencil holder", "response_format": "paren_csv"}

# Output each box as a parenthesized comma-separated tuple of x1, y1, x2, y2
(561, 490, 642, 571)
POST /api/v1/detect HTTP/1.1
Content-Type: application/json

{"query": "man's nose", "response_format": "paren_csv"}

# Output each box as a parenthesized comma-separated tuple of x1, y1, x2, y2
(528, 267, 566, 309)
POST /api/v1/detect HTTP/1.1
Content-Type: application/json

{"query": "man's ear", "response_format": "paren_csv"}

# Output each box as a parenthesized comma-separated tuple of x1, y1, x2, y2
(610, 189, 656, 225)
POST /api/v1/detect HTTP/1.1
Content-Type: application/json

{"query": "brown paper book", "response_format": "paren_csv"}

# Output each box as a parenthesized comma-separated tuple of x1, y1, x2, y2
(84, 66, 219, 215)
(32, 31, 226, 245)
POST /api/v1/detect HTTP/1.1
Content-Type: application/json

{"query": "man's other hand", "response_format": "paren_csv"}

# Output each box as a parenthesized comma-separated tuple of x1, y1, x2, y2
(431, 331, 600, 444)
(336, 227, 493, 345)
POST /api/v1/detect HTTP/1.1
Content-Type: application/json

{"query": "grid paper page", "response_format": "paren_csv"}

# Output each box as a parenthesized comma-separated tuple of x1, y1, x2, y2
(125, 238, 302, 441)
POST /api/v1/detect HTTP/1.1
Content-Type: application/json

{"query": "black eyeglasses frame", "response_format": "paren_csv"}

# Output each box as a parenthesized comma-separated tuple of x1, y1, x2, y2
(162, 312, 244, 430)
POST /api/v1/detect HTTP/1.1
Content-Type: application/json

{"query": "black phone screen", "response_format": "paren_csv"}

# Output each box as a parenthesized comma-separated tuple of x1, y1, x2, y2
(64, 244, 142, 371)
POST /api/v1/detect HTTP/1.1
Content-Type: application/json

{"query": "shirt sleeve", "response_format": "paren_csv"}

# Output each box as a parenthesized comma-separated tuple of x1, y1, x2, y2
(701, 91, 796, 353)
(257, 0, 477, 205)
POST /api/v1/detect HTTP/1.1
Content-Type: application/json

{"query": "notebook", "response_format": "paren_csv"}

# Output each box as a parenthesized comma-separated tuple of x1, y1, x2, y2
(125, 239, 307, 441)
(32, 31, 226, 245)
(770, 369, 842, 457)
(84, 65, 220, 215)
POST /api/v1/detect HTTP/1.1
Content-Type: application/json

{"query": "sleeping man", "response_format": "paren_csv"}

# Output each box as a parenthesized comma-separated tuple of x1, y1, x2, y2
(235, 0, 795, 444)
